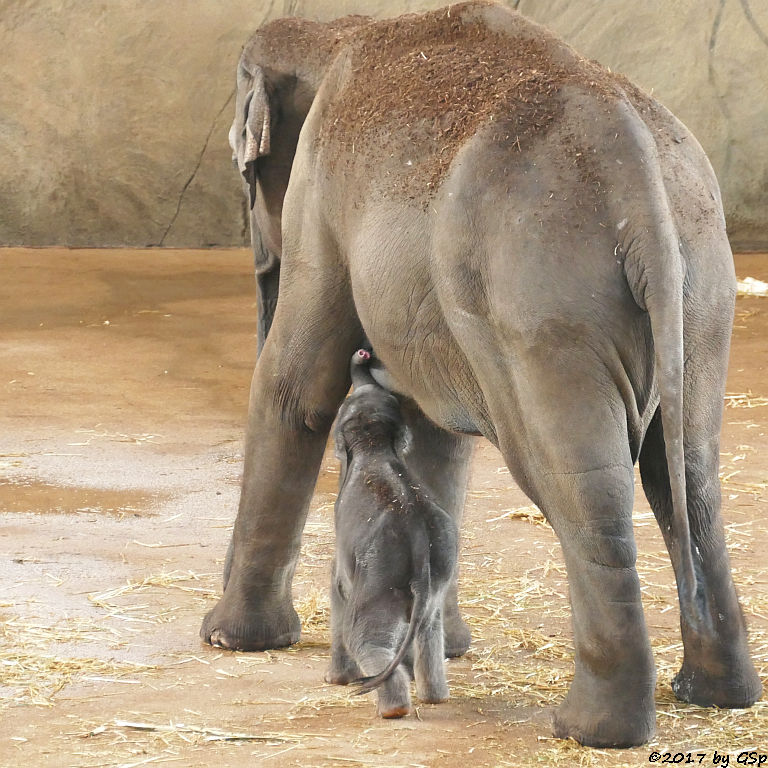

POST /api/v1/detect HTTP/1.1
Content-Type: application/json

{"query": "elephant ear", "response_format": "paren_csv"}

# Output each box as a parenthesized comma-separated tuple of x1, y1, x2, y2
(334, 425, 350, 493)
(240, 68, 272, 209)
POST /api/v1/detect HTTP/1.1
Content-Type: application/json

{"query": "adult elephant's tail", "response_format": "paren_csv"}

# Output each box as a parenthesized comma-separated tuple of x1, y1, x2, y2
(615, 101, 702, 632)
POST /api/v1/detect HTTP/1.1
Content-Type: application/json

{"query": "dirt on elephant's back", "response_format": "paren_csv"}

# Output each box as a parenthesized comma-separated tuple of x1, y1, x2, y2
(244, 14, 372, 85)
(322, 0, 623, 199)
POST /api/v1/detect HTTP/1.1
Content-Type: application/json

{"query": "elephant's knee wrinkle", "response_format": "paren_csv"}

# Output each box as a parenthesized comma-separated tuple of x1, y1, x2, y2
(582, 553, 637, 572)
(266, 377, 338, 435)
(567, 532, 638, 571)
(302, 406, 337, 434)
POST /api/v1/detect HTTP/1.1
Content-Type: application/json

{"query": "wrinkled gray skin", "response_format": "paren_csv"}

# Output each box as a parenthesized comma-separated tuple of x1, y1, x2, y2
(202, 2, 761, 747)
(209, 13, 472, 658)
(325, 350, 455, 718)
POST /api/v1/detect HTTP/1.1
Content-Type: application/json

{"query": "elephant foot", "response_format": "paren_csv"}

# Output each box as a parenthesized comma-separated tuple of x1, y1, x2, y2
(376, 668, 412, 718)
(552, 699, 654, 748)
(552, 668, 656, 748)
(416, 682, 449, 704)
(325, 668, 355, 685)
(443, 614, 471, 658)
(325, 656, 362, 686)
(200, 594, 300, 651)
(672, 661, 762, 708)
(380, 704, 410, 719)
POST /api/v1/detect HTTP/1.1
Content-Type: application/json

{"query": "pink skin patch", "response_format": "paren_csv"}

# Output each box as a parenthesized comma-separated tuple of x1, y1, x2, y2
(356, 349, 371, 361)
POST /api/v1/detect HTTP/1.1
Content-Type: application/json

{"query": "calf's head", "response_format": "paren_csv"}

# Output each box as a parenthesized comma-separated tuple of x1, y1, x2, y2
(335, 351, 410, 476)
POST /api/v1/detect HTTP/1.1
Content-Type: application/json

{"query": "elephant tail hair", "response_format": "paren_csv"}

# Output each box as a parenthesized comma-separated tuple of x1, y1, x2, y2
(353, 524, 432, 695)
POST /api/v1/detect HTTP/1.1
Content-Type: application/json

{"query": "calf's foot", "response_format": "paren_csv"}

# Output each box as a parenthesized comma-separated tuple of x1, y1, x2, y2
(325, 654, 362, 686)
(416, 679, 449, 704)
(376, 667, 412, 718)
(443, 612, 471, 658)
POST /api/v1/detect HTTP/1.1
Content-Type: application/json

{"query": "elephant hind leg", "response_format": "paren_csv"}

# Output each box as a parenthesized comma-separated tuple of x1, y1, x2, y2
(413, 609, 449, 703)
(493, 354, 656, 747)
(640, 407, 762, 708)
(370, 656, 412, 718)
(540, 463, 656, 748)
(326, 565, 362, 685)
(348, 592, 413, 718)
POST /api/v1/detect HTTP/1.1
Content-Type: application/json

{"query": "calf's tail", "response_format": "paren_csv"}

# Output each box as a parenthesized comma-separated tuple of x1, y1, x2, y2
(353, 524, 431, 694)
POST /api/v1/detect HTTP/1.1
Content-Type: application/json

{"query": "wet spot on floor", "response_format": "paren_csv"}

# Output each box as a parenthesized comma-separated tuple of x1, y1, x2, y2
(0, 479, 159, 517)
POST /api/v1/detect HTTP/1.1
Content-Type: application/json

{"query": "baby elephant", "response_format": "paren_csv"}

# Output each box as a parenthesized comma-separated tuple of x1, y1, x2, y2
(325, 349, 458, 717)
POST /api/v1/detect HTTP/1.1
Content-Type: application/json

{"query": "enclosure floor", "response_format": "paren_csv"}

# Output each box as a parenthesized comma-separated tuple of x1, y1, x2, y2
(0, 249, 766, 767)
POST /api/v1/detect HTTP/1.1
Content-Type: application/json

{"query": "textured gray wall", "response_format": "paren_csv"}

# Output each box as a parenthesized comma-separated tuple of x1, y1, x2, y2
(1, 0, 766, 249)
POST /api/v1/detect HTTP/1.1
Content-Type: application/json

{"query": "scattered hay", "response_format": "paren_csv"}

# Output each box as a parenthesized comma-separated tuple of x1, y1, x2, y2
(0, 615, 154, 709)
(533, 740, 620, 767)
(294, 588, 331, 635)
(717, 447, 767, 499)
(486, 505, 549, 526)
(720, 473, 768, 498)
(736, 590, 768, 620)
(725, 392, 768, 409)
(66, 714, 330, 767)
(737, 276, 768, 297)
(501, 627, 572, 661)
(88, 570, 219, 626)
(733, 308, 760, 328)
(1, 651, 152, 709)
(652, 700, 768, 752)
(2, 614, 121, 646)
(455, 641, 571, 705)
(111, 718, 303, 743)
(71, 427, 163, 445)
(285, 688, 363, 718)
(459, 554, 569, 630)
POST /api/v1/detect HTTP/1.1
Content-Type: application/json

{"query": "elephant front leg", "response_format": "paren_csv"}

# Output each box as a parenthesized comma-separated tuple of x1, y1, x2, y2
(201, 392, 331, 650)
(200, 267, 361, 650)
(399, 400, 474, 657)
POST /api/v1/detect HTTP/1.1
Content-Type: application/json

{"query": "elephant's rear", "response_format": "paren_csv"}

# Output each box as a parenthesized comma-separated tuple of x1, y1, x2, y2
(308, 0, 736, 449)
(300, 0, 648, 432)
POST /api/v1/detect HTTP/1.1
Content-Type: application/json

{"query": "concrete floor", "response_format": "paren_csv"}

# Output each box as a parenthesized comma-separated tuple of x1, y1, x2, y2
(0, 248, 766, 767)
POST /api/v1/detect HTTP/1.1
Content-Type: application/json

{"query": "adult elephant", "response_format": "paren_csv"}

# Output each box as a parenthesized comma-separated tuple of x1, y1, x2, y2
(208, 13, 474, 657)
(203, 0, 761, 747)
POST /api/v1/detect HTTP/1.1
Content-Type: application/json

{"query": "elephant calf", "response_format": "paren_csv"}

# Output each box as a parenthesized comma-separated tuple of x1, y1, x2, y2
(325, 350, 456, 718)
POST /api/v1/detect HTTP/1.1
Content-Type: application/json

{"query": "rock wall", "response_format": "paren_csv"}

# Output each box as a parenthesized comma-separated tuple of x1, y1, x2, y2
(1, 0, 765, 249)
